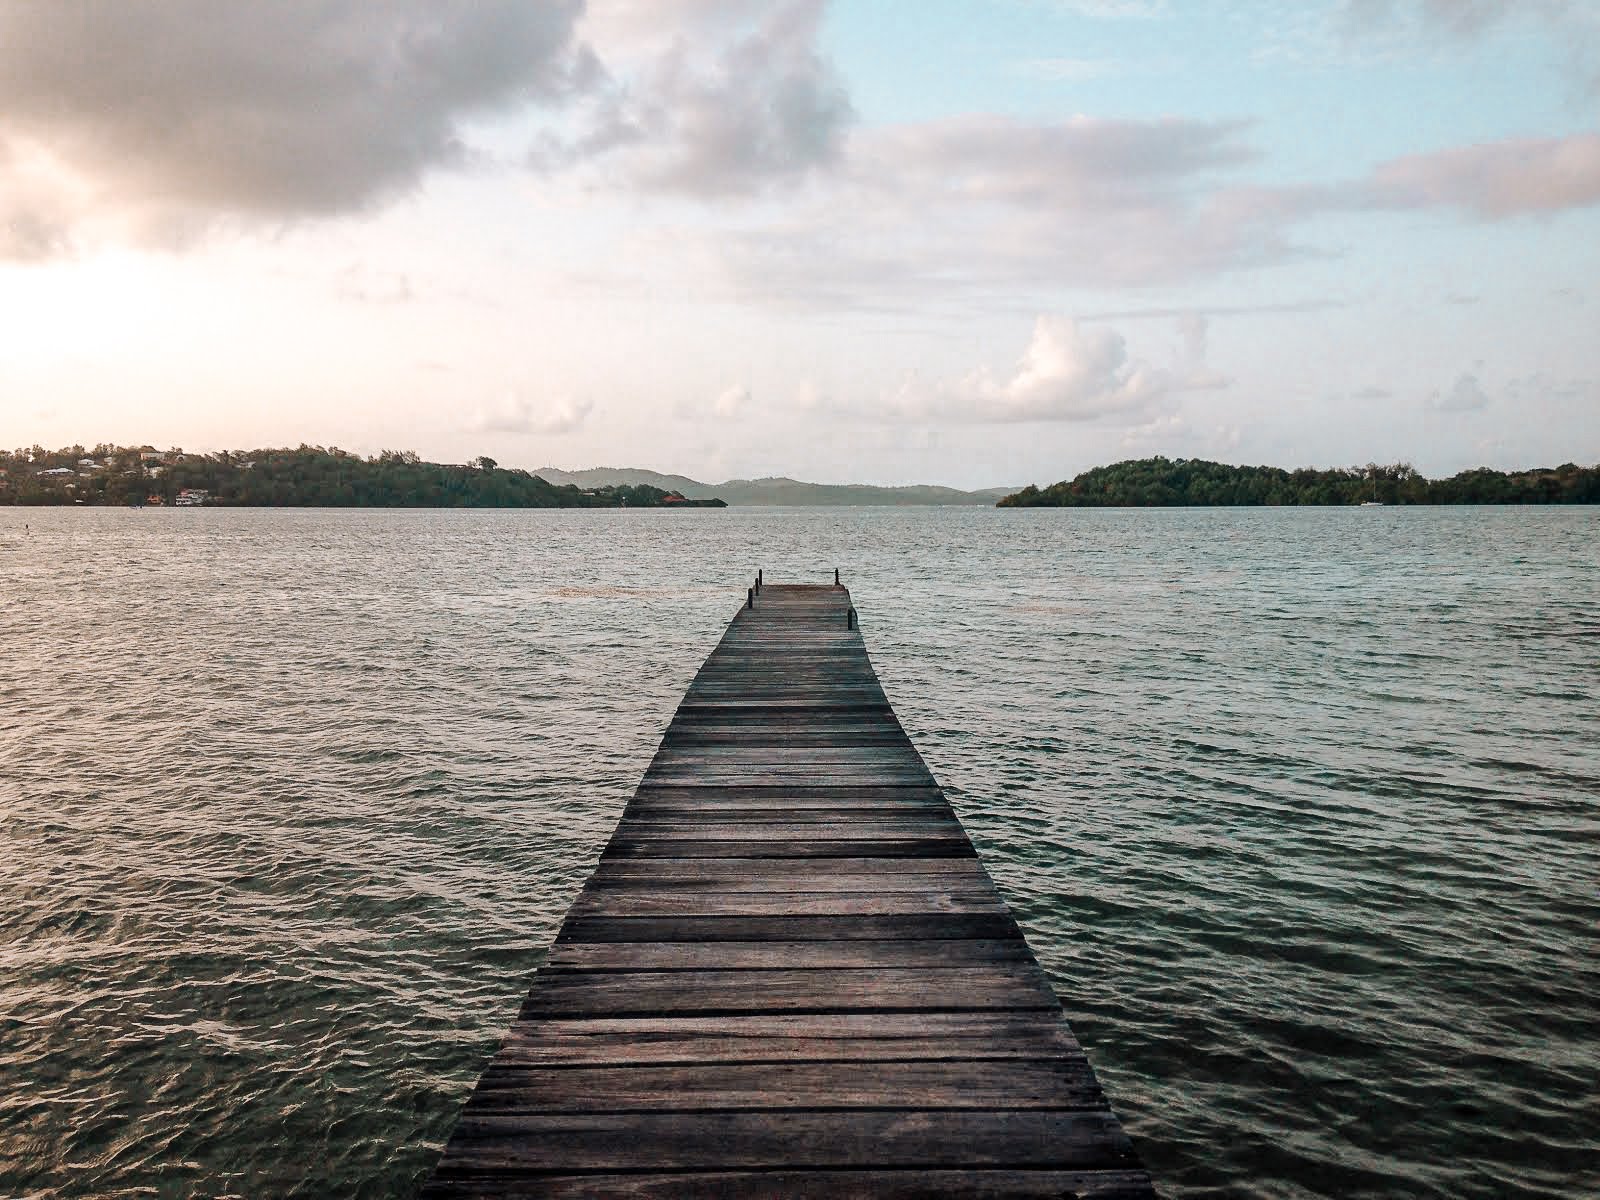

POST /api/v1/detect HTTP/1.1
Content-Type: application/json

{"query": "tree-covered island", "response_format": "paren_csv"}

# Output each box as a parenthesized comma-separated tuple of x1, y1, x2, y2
(0, 445, 727, 508)
(999, 458, 1600, 507)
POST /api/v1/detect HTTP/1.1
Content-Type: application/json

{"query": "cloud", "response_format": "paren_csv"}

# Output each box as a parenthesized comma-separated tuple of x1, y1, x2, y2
(9, 0, 1590, 315)
(537, 0, 853, 195)
(0, 2, 593, 256)
(894, 314, 1233, 425)
(1366, 132, 1600, 218)
(1119, 413, 1190, 447)
(1427, 373, 1491, 412)
(709, 112, 1291, 302)
(921, 316, 1177, 423)
(1174, 314, 1232, 389)
(704, 113, 1600, 309)
(474, 395, 593, 434)
(713, 384, 752, 416)
(1341, 0, 1512, 39)
(792, 379, 840, 413)
(1336, 2, 1600, 90)
(975, 316, 1165, 421)
(866, 113, 1257, 208)
(1118, 414, 1243, 454)
(1341, 0, 1597, 42)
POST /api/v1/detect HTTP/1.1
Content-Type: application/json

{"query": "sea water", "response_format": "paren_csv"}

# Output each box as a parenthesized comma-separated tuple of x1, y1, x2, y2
(2, 505, 1595, 1198)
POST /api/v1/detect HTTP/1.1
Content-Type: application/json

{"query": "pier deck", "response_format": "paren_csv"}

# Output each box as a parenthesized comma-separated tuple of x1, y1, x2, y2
(424, 581, 1154, 1198)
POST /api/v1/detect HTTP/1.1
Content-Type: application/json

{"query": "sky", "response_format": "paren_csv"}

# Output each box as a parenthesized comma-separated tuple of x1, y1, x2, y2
(2, 0, 1598, 488)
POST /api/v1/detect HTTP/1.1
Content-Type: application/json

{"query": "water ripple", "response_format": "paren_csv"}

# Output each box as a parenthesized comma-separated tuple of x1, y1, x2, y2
(2, 505, 1596, 1198)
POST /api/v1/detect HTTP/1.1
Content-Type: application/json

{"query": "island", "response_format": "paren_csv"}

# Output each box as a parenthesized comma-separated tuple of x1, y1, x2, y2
(999, 457, 1600, 507)
(0, 445, 727, 508)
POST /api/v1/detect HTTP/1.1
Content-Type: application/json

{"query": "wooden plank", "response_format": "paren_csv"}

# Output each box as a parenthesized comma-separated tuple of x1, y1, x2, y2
(663, 718, 907, 733)
(556, 912, 1024, 944)
(566, 890, 1009, 918)
(422, 1169, 1157, 1200)
(635, 782, 941, 794)
(626, 796, 955, 814)
(588, 857, 989, 880)
(648, 753, 930, 767)
(670, 704, 898, 715)
(613, 818, 964, 839)
(467, 1058, 1106, 1112)
(585, 864, 996, 890)
(545, 937, 1036, 971)
(491, 1011, 1084, 1066)
(428, 1110, 1140, 1172)
(518, 965, 1062, 1017)
(631, 786, 948, 799)
(659, 729, 912, 742)
(600, 837, 973, 858)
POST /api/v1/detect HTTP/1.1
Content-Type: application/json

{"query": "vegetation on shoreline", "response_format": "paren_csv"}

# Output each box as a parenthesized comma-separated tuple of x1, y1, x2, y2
(999, 458, 1600, 507)
(9, 445, 1594, 510)
(0, 445, 726, 508)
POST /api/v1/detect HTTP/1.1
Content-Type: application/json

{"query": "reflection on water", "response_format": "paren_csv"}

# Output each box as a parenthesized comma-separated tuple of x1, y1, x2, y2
(2, 506, 1596, 1198)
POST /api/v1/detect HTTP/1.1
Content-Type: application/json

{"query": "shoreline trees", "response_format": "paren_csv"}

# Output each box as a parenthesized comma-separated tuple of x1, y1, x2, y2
(998, 458, 1600, 507)
(0, 445, 726, 508)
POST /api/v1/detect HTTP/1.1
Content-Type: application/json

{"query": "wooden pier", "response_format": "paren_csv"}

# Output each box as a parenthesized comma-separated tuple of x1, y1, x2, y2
(423, 580, 1154, 1198)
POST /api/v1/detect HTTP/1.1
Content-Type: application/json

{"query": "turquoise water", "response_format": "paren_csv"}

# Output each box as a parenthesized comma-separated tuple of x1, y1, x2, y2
(2, 506, 1595, 1198)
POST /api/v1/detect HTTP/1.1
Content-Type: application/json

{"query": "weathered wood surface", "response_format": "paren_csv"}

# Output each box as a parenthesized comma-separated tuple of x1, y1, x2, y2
(424, 582, 1154, 1198)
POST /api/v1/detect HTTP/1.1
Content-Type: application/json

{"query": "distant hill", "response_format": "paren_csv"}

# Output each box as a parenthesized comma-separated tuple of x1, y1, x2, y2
(534, 467, 709, 495)
(534, 467, 1013, 506)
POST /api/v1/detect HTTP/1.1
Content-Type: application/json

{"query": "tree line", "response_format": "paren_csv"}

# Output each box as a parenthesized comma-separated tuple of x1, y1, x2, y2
(998, 458, 1600, 507)
(0, 445, 727, 508)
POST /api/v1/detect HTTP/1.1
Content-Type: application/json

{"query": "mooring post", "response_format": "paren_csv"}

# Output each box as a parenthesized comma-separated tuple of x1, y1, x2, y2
(847, 606, 857, 630)
(747, 587, 755, 610)
(834, 567, 840, 587)
(757, 569, 763, 592)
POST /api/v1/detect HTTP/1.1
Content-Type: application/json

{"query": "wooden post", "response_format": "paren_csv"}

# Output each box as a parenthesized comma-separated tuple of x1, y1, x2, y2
(847, 606, 857, 630)
(757, 569, 763, 591)
(747, 587, 755, 610)
(834, 567, 840, 586)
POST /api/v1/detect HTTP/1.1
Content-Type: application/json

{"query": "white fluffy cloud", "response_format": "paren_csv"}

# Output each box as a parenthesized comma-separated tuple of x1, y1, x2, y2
(961, 316, 1168, 422)
(896, 315, 1225, 424)
(713, 384, 752, 416)
(1427, 373, 1492, 412)
(473, 395, 594, 434)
